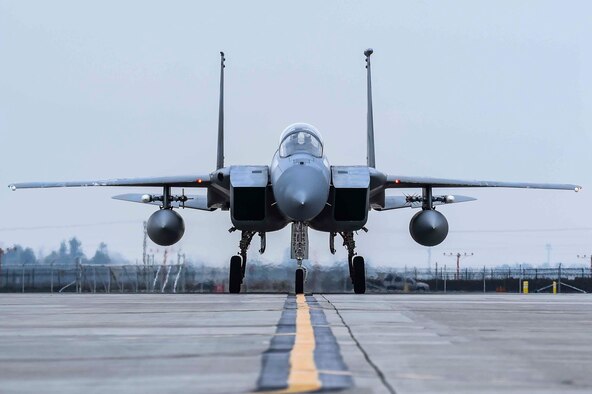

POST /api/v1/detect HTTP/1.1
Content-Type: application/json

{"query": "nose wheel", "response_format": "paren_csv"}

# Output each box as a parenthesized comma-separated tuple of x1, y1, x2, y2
(295, 267, 305, 294)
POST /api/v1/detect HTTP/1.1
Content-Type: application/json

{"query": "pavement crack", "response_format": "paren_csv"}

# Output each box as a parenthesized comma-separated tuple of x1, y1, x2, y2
(321, 295, 397, 394)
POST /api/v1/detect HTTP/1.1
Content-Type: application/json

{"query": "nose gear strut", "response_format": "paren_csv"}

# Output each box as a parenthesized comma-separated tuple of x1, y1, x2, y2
(291, 222, 309, 294)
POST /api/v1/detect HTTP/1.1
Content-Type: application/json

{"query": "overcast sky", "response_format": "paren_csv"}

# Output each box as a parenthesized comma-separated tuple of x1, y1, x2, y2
(1, 1, 590, 269)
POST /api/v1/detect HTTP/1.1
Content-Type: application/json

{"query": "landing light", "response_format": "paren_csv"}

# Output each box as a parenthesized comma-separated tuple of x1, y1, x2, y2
(9, 185, 16, 191)
(575, 186, 582, 192)
(141, 194, 152, 203)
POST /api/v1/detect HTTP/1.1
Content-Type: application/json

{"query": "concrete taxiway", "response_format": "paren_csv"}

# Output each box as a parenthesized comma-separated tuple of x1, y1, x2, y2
(1, 293, 592, 393)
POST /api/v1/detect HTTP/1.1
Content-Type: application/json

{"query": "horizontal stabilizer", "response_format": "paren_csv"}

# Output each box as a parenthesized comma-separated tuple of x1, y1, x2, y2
(378, 195, 476, 211)
(112, 193, 213, 211)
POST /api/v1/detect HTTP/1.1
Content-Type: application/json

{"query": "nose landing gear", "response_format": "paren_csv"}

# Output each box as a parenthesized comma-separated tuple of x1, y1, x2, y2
(292, 222, 308, 294)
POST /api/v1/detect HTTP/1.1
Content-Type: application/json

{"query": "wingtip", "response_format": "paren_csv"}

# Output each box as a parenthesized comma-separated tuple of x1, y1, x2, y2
(575, 186, 583, 192)
(8, 184, 16, 191)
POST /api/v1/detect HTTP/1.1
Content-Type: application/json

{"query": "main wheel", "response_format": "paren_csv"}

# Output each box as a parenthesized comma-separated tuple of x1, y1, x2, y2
(229, 255, 242, 294)
(295, 268, 304, 294)
(352, 256, 366, 294)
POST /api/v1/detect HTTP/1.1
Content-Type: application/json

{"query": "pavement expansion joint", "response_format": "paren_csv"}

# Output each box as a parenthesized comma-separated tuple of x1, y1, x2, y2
(321, 295, 397, 394)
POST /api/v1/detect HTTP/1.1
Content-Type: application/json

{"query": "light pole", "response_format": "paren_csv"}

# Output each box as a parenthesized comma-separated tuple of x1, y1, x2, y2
(577, 254, 592, 278)
(142, 221, 148, 265)
(444, 252, 474, 280)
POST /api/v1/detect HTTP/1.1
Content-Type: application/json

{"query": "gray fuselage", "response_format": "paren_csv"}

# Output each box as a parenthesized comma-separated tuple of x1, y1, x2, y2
(270, 123, 331, 222)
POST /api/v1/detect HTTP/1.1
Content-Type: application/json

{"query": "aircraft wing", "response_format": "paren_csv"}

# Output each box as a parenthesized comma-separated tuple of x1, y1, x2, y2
(8, 175, 211, 190)
(384, 175, 582, 192)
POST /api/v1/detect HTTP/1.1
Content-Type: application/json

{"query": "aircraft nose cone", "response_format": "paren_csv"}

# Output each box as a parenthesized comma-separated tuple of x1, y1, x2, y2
(274, 165, 329, 221)
(294, 191, 306, 206)
(284, 190, 317, 220)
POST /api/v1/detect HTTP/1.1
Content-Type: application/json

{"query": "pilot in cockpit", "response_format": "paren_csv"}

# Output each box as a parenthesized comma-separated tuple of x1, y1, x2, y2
(301, 133, 314, 151)
(279, 129, 323, 158)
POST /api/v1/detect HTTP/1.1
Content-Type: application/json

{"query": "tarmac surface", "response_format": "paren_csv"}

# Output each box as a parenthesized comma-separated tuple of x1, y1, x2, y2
(1, 293, 592, 393)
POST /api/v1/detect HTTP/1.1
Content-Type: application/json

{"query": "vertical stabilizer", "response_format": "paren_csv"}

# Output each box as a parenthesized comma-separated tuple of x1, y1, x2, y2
(216, 52, 226, 170)
(364, 48, 376, 168)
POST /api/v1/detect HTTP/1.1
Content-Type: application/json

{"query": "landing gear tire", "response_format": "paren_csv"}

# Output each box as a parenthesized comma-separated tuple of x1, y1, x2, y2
(352, 256, 366, 294)
(295, 268, 304, 295)
(229, 255, 242, 294)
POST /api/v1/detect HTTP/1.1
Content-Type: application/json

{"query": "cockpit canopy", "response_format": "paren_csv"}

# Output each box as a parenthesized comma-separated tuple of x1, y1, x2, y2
(279, 123, 323, 158)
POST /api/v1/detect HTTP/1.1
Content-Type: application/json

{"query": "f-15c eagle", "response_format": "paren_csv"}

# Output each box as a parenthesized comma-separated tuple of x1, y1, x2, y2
(9, 49, 581, 294)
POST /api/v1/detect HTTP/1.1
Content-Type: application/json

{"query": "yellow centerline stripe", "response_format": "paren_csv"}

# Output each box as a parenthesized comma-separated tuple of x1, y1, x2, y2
(283, 294, 321, 393)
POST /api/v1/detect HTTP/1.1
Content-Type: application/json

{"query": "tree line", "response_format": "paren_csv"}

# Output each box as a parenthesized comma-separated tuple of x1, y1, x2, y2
(1, 238, 119, 266)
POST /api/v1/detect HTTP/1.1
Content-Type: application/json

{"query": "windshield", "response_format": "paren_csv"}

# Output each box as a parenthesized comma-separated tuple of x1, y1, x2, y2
(279, 130, 323, 158)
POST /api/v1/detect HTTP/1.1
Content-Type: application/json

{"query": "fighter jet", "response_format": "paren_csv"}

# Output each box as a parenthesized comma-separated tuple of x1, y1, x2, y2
(9, 49, 582, 294)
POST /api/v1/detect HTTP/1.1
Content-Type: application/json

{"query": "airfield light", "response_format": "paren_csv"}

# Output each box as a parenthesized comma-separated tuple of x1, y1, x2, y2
(197, 178, 203, 184)
(444, 252, 474, 280)
(395, 179, 401, 184)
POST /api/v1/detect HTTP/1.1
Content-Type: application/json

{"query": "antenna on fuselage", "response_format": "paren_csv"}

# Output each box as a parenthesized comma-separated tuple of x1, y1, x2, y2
(216, 51, 225, 170)
(364, 48, 376, 168)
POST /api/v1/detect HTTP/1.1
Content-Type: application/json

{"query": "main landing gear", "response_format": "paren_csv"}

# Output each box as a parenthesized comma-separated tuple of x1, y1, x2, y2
(331, 231, 367, 294)
(228, 230, 265, 294)
(228, 226, 367, 295)
(228, 255, 243, 294)
(352, 255, 366, 294)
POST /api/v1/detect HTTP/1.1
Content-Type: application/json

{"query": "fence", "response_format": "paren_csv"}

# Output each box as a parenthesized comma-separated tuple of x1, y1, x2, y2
(383, 266, 592, 293)
(1, 263, 591, 293)
(0, 263, 226, 293)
